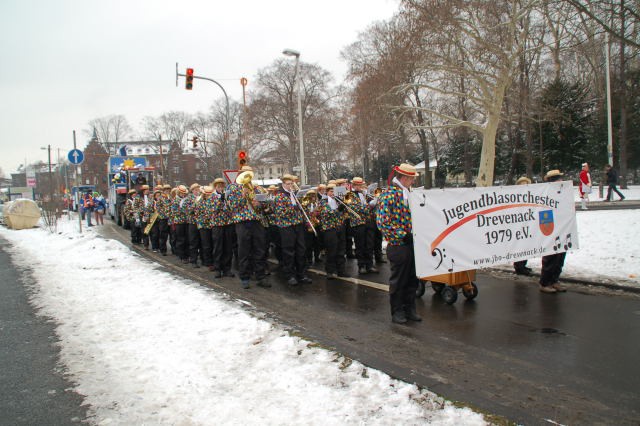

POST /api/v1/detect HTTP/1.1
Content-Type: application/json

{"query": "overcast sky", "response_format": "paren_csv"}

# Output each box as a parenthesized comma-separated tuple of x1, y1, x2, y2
(0, 0, 398, 177)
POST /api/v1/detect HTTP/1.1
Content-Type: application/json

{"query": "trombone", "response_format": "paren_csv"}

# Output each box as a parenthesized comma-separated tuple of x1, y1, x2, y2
(292, 189, 318, 236)
(333, 187, 362, 221)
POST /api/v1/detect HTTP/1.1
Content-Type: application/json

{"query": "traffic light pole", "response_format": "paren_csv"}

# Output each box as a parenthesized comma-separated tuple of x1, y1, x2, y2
(176, 65, 233, 169)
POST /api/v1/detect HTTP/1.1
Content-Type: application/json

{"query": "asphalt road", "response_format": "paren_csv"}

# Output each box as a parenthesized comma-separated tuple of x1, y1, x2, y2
(0, 236, 88, 425)
(100, 221, 640, 425)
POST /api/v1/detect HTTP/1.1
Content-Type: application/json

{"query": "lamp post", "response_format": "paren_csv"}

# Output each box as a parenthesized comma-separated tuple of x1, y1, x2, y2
(40, 144, 52, 203)
(282, 48, 306, 185)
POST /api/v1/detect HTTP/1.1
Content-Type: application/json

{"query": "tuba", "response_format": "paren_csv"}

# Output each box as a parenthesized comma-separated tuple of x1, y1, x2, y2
(236, 171, 269, 227)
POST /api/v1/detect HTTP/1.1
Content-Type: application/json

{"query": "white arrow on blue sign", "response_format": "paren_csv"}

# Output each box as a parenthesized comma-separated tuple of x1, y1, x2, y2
(68, 149, 84, 165)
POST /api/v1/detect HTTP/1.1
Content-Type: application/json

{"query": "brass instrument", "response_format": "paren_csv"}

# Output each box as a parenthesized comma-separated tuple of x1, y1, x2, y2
(236, 171, 269, 227)
(292, 191, 318, 236)
(299, 191, 320, 231)
(143, 212, 159, 235)
(334, 188, 362, 221)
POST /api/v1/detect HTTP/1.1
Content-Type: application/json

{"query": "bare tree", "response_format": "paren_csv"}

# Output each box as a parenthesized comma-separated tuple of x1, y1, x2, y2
(141, 111, 193, 151)
(87, 114, 133, 154)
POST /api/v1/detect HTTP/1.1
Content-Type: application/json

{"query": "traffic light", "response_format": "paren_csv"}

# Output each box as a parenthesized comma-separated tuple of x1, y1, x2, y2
(192, 136, 199, 148)
(237, 150, 248, 168)
(185, 68, 194, 90)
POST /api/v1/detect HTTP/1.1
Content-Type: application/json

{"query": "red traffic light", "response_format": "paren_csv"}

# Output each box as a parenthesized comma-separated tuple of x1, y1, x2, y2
(237, 150, 248, 168)
(238, 150, 247, 159)
(185, 68, 194, 90)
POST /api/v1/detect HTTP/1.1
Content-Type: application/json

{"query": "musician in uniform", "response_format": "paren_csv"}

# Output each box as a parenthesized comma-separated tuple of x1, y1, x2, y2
(170, 185, 190, 263)
(227, 168, 270, 289)
(337, 178, 356, 259)
(376, 163, 421, 325)
(139, 185, 152, 250)
(350, 177, 378, 274)
(151, 188, 169, 255)
(185, 183, 202, 268)
(123, 189, 139, 244)
(265, 185, 282, 265)
(301, 189, 321, 267)
(273, 174, 312, 286)
(317, 183, 348, 279)
(211, 178, 234, 278)
(131, 188, 145, 245)
(194, 186, 215, 270)
(147, 189, 162, 252)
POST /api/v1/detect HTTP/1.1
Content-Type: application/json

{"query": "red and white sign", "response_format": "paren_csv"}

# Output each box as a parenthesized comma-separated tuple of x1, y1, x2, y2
(223, 169, 239, 184)
(409, 181, 578, 275)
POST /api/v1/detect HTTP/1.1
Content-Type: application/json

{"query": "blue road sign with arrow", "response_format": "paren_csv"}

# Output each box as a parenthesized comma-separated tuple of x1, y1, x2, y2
(68, 149, 84, 165)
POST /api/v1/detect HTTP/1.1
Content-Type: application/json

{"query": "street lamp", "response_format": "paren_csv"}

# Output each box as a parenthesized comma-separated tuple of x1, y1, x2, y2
(282, 48, 306, 185)
(40, 145, 52, 202)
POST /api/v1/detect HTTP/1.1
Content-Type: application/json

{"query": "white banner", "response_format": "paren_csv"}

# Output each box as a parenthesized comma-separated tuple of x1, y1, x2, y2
(409, 182, 579, 277)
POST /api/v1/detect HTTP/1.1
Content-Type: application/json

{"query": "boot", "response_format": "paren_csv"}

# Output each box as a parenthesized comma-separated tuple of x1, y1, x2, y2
(392, 310, 407, 324)
(287, 277, 299, 286)
(358, 266, 368, 275)
(214, 270, 223, 278)
(405, 306, 422, 322)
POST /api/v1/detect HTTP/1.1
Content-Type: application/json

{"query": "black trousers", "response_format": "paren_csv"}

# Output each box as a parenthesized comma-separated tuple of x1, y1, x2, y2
(130, 222, 142, 244)
(280, 224, 307, 280)
(212, 225, 234, 272)
(199, 228, 213, 267)
(606, 184, 624, 201)
(236, 221, 267, 281)
(372, 224, 383, 260)
(353, 224, 374, 268)
(324, 226, 346, 274)
(387, 244, 418, 315)
(174, 223, 188, 260)
(157, 219, 169, 254)
(513, 259, 528, 272)
(188, 223, 201, 263)
(268, 225, 282, 262)
(345, 222, 355, 256)
(540, 252, 567, 286)
(141, 222, 149, 248)
(304, 231, 320, 264)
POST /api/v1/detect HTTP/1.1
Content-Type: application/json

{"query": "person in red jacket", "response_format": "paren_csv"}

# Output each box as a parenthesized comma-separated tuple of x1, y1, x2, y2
(578, 162, 592, 210)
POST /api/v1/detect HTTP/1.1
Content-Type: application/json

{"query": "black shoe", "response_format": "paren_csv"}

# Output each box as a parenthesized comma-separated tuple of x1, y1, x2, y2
(193, 263, 200, 269)
(287, 277, 299, 286)
(392, 311, 408, 324)
(367, 266, 379, 273)
(327, 273, 337, 280)
(515, 268, 531, 276)
(161, 252, 167, 256)
(405, 308, 422, 322)
(223, 271, 235, 278)
(299, 276, 312, 284)
(376, 257, 387, 264)
(346, 253, 356, 259)
(258, 278, 272, 288)
(241, 280, 250, 289)
(358, 266, 368, 275)
(215, 270, 223, 278)
(337, 272, 351, 278)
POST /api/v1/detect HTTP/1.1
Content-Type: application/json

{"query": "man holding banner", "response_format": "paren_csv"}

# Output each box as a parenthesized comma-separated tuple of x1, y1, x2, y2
(376, 163, 421, 325)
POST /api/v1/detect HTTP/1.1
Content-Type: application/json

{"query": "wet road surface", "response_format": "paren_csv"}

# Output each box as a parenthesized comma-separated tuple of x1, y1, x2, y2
(101, 222, 640, 425)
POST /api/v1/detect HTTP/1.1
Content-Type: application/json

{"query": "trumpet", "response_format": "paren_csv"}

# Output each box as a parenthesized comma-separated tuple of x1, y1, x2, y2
(335, 196, 362, 221)
(292, 194, 317, 236)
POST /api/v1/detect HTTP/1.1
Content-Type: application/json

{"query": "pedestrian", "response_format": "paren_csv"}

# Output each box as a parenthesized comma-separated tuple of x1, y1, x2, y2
(604, 164, 625, 202)
(376, 163, 421, 324)
(539, 169, 568, 294)
(93, 192, 106, 225)
(83, 191, 94, 227)
(578, 162, 592, 210)
(513, 176, 533, 276)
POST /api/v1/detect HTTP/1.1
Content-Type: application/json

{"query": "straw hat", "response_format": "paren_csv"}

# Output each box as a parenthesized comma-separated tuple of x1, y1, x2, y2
(236, 170, 254, 184)
(177, 185, 188, 194)
(317, 183, 327, 189)
(128, 189, 137, 195)
(544, 169, 563, 181)
(190, 183, 201, 191)
(351, 177, 365, 185)
(326, 183, 336, 190)
(327, 180, 336, 185)
(335, 178, 347, 185)
(162, 184, 172, 190)
(394, 163, 417, 177)
(515, 176, 532, 185)
(281, 173, 295, 182)
(306, 189, 317, 195)
(202, 186, 214, 194)
(141, 184, 150, 191)
(267, 185, 278, 191)
(212, 178, 225, 185)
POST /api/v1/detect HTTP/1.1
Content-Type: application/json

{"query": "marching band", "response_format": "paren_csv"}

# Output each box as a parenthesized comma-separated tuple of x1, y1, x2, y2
(124, 163, 414, 323)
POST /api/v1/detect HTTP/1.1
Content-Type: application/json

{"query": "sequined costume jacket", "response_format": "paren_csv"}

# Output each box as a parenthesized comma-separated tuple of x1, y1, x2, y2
(375, 184, 412, 246)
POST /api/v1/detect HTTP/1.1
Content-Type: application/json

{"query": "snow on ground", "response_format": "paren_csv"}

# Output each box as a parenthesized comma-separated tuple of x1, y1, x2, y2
(0, 221, 486, 426)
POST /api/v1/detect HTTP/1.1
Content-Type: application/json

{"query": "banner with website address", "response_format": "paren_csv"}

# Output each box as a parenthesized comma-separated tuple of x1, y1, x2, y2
(408, 182, 578, 276)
